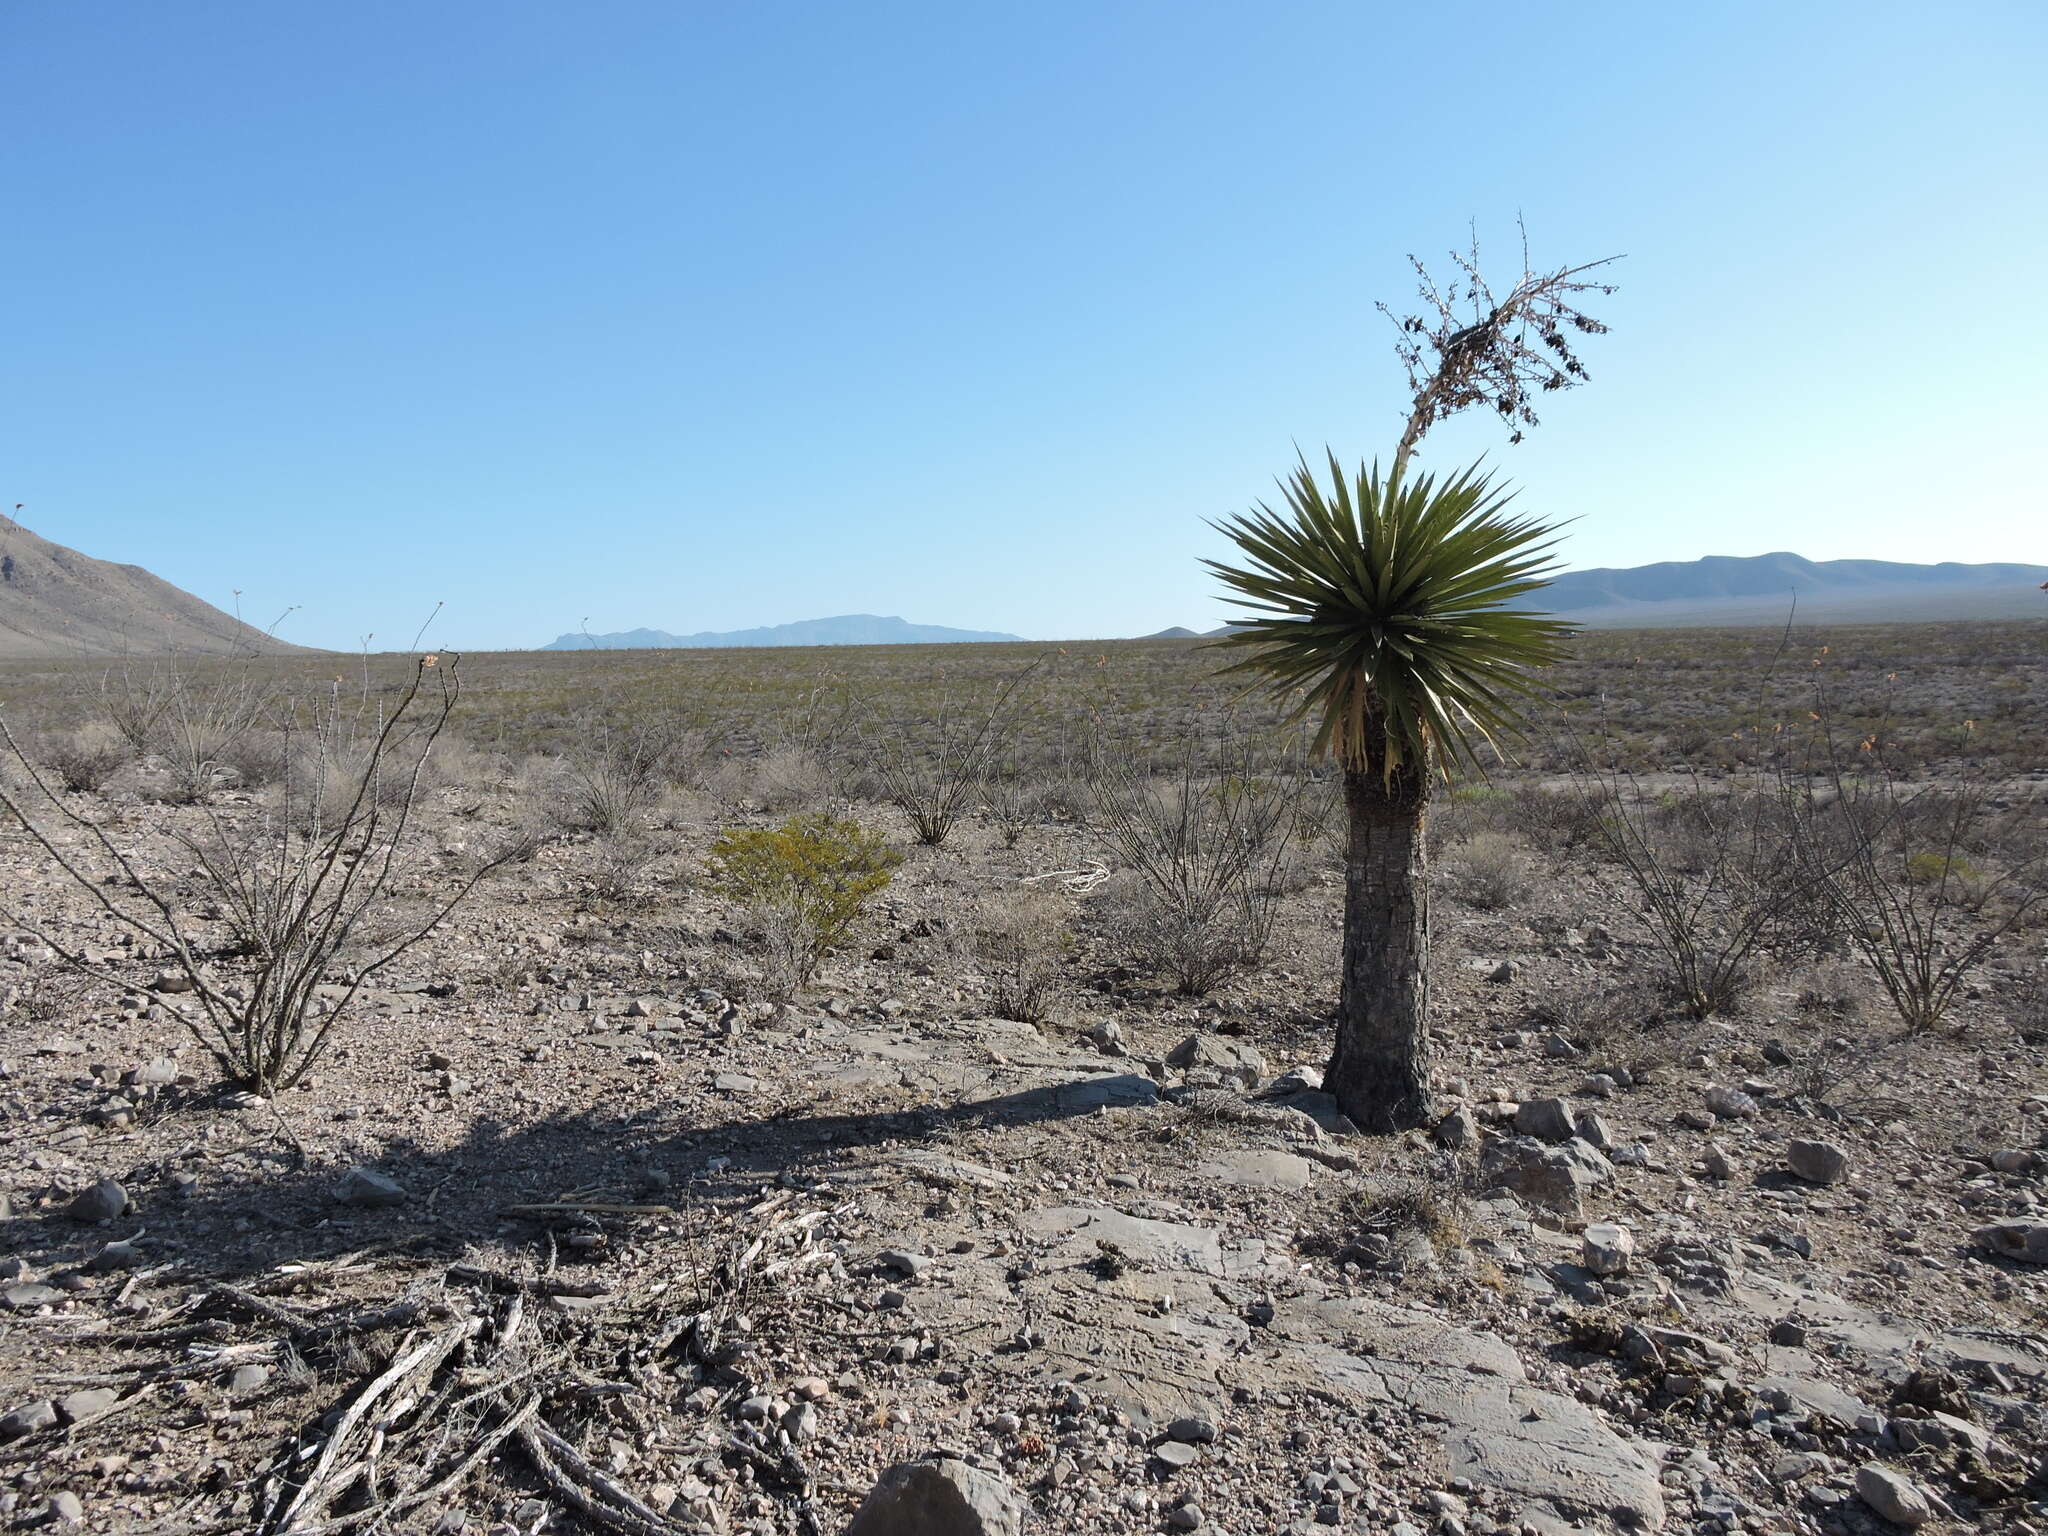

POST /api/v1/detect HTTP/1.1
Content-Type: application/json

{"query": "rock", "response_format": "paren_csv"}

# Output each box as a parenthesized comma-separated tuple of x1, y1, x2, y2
(0, 1400, 58, 1440)
(1705, 1086, 1758, 1119)
(1166, 1034, 1266, 1089)
(712, 1073, 759, 1095)
(1487, 960, 1518, 984)
(1434, 1107, 1479, 1151)
(1166, 1502, 1202, 1531)
(67, 1178, 128, 1223)
(1855, 1464, 1934, 1527)
(124, 1058, 179, 1088)
(1194, 1149, 1312, 1191)
(1087, 1019, 1127, 1057)
(1973, 1220, 2048, 1265)
(87, 1239, 141, 1272)
(1574, 1111, 1615, 1149)
(45, 1491, 85, 1526)
(1478, 1135, 1613, 1215)
(333, 1166, 407, 1208)
(1991, 1148, 2040, 1173)
(1167, 1416, 1218, 1444)
(3, 1283, 63, 1311)
(1786, 1138, 1849, 1184)
(1582, 1223, 1634, 1276)
(150, 969, 195, 993)
(1702, 1142, 1736, 1180)
(58, 1389, 117, 1424)
(843, 1457, 1025, 1536)
(1058, 1073, 1158, 1110)
(1513, 1097, 1575, 1143)
(1152, 1439, 1201, 1469)
(877, 1249, 932, 1279)
(1577, 1073, 1615, 1098)
(229, 1364, 270, 1397)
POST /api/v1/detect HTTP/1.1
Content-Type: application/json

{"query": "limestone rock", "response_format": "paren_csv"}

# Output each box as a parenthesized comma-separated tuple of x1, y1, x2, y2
(1434, 1106, 1478, 1151)
(1166, 1034, 1266, 1089)
(844, 1457, 1025, 1536)
(1583, 1222, 1635, 1276)
(1855, 1464, 1934, 1527)
(1786, 1139, 1849, 1184)
(334, 1166, 407, 1208)
(1973, 1221, 2048, 1265)
(1478, 1135, 1613, 1215)
(67, 1178, 128, 1224)
(1194, 1149, 1312, 1191)
(1513, 1096, 1575, 1143)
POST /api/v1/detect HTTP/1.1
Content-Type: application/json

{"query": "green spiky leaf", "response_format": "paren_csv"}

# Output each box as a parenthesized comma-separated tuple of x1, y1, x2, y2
(1205, 453, 1575, 780)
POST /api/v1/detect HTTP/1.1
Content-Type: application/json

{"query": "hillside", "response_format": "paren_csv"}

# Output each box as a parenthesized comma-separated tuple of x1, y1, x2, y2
(542, 614, 1023, 650)
(1539, 552, 2048, 627)
(0, 516, 309, 658)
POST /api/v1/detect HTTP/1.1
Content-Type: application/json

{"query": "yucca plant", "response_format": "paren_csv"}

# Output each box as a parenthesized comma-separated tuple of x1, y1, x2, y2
(1207, 455, 1574, 1130)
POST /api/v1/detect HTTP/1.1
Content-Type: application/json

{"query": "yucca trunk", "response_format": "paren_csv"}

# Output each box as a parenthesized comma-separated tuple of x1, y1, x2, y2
(1326, 766, 1434, 1131)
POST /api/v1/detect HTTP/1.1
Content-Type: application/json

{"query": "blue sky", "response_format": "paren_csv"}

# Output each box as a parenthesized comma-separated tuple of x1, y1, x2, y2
(4, 1, 2043, 650)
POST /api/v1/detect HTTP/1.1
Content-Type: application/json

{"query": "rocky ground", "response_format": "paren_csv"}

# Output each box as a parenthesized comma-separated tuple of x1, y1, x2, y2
(2, 771, 2046, 1536)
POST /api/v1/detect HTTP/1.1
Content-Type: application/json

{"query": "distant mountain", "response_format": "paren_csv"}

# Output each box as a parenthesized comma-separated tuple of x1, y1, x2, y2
(542, 614, 1024, 650)
(1144, 625, 1200, 639)
(0, 515, 310, 658)
(1536, 553, 2048, 628)
(1196, 554, 2048, 635)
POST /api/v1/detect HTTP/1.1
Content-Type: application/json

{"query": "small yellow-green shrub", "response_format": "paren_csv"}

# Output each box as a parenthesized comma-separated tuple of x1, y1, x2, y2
(706, 813, 901, 998)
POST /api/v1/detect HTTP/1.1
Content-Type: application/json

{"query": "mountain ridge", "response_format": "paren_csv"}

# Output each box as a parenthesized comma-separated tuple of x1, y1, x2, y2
(1179, 553, 2047, 636)
(541, 614, 1024, 650)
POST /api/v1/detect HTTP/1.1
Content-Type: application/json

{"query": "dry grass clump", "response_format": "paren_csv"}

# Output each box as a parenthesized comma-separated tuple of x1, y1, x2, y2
(1441, 830, 1532, 910)
(969, 886, 1070, 1023)
(1301, 1153, 1469, 1267)
(34, 722, 128, 792)
(1527, 980, 1640, 1058)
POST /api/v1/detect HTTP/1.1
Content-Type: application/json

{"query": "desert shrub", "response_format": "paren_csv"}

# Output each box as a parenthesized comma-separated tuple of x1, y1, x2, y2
(1098, 876, 1274, 998)
(1441, 830, 1531, 910)
(1803, 774, 2044, 1033)
(752, 748, 833, 814)
(1507, 783, 1609, 854)
(980, 769, 1045, 848)
(36, 724, 128, 792)
(0, 657, 518, 1092)
(706, 813, 901, 1000)
(142, 668, 279, 805)
(971, 886, 1070, 1022)
(560, 726, 676, 835)
(1527, 980, 1638, 1056)
(216, 728, 289, 789)
(586, 831, 665, 902)
(2012, 968, 2048, 1043)
(1583, 772, 1842, 1019)
(861, 663, 1040, 846)
(95, 666, 177, 755)
(1086, 738, 1305, 997)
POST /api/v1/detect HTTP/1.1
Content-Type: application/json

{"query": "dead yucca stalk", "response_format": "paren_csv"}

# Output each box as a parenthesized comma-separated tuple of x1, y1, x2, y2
(0, 656, 521, 1092)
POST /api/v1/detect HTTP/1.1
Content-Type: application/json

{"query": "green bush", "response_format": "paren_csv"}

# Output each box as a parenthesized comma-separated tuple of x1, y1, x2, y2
(707, 813, 901, 999)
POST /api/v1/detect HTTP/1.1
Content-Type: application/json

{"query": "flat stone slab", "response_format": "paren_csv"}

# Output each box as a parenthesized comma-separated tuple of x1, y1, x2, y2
(1277, 1297, 1664, 1534)
(1194, 1149, 1314, 1191)
(1022, 1205, 1225, 1276)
